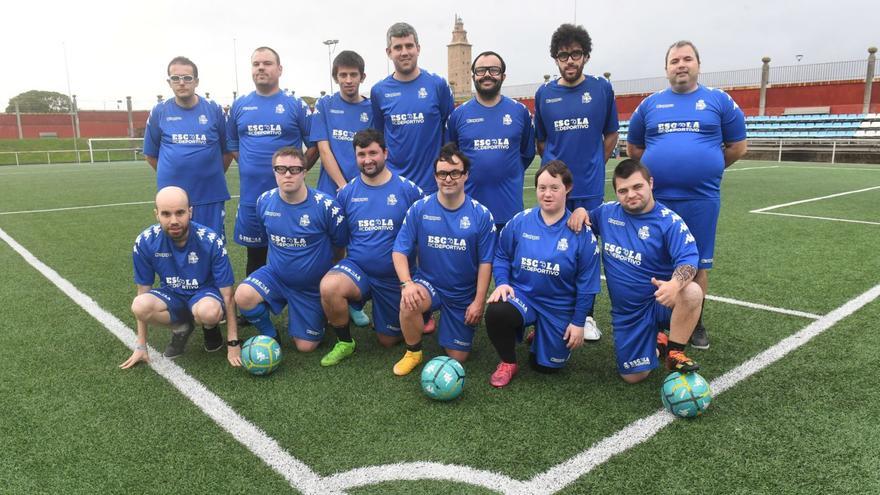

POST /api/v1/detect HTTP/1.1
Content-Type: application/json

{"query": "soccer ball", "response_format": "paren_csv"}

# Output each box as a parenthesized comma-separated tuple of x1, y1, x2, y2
(241, 335, 282, 376)
(661, 371, 712, 418)
(420, 356, 465, 401)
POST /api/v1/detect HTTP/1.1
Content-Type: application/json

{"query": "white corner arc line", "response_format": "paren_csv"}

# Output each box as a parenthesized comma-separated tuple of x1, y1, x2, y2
(750, 185, 880, 213)
(0, 227, 330, 495)
(705, 294, 821, 319)
(0, 195, 241, 216)
(752, 211, 880, 226)
(323, 462, 525, 493)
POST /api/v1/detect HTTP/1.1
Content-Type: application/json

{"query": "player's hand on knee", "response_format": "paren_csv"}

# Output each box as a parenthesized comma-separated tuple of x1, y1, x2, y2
(651, 277, 678, 308)
(119, 348, 149, 369)
(227, 345, 242, 367)
(487, 284, 514, 303)
(464, 300, 485, 326)
(566, 208, 591, 233)
(401, 284, 423, 312)
(564, 324, 584, 349)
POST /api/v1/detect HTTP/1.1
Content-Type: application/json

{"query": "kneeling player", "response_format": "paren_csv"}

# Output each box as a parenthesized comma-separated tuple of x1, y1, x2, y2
(391, 144, 496, 376)
(121, 186, 241, 369)
(234, 147, 348, 352)
(485, 161, 600, 387)
(318, 129, 425, 365)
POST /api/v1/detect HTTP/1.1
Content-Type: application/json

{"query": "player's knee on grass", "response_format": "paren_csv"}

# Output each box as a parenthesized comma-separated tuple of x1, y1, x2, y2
(293, 338, 320, 353)
(131, 293, 163, 321)
(446, 348, 470, 363)
(234, 284, 263, 310)
(192, 299, 223, 327)
(620, 370, 651, 384)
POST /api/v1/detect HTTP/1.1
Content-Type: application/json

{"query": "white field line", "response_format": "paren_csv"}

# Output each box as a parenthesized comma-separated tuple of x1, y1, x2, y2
(752, 211, 880, 226)
(0, 195, 241, 216)
(704, 294, 821, 319)
(783, 165, 880, 172)
(724, 165, 780, 172)
(750, 185, 880, 213)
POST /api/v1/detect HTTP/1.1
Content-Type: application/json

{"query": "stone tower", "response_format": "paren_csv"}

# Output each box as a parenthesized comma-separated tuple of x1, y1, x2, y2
(447, 15, 472, 102)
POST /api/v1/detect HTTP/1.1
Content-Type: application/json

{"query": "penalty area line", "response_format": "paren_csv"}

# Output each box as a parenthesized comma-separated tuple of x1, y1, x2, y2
(0, 195, 241, 216)
(750, 185, 880, 213)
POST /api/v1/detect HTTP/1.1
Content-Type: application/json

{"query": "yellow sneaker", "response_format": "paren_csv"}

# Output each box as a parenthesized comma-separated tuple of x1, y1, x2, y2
(393, 350, 423, 376)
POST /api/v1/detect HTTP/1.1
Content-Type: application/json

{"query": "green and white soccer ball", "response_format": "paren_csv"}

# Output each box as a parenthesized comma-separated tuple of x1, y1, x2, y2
(661, 371, 712, 418)
(420, 356, 465, 401)
(241, 335, 282, 376)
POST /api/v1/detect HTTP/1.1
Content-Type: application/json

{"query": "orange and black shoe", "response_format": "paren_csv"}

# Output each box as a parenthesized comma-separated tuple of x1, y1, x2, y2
(666, 349, 700, 373)
(656, 331, 668, 360)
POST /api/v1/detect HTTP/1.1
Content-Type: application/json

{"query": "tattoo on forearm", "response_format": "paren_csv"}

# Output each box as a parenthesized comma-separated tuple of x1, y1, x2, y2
(673, 264, 697, 284)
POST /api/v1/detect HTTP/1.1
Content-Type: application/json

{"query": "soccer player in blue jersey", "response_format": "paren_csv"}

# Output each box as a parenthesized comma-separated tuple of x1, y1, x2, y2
(233, 147, 348, 352)
(447, 51, 536, 229)
(317, 129, 425, 366)
(121, 186, 241, 369)
(371, 22, 455, 194)
(626, 40, 747, 349)
(485, 161, 601, 387)
(391, 143, 496, 376)
(226, 47, 312, 297)
(588, 159, 703, 383)
(143, 57, 233, 237)
(534, 24, 619, 342)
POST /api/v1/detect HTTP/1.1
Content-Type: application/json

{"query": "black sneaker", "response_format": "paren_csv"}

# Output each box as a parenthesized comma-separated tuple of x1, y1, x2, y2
(689, 325, 710, 350)
(164, 322, 195, 358)
(236, 314, 251, 328)
(203, 326, 224, 352)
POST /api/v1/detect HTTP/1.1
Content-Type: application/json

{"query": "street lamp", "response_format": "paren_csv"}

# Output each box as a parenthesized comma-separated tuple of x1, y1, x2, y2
(323, 39, 339, 95)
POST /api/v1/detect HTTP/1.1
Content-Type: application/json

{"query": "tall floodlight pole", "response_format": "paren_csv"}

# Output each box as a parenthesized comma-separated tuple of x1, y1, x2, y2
(233, 38, 240, 97)
(323, 39, 339, 95)
(62, 41, 81, 163)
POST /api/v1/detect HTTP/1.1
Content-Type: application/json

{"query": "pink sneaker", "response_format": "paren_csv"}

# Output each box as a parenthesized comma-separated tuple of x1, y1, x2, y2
(423, 317, 436, 335)
(490, 362, 519, 388)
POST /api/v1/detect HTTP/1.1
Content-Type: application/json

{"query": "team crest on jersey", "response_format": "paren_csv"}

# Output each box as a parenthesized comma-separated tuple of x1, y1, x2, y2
(582, 92, 592, 104)
(502, 114, 512, 126)
(556, 238, 569, 251)
(198, 114, 208, 125)
(418, 87, 428, 99)
(275, 104, 285, 114)
(695, 99, 706, 111)
(360, 112, 369, 123)
(387, 194, 398, 206)
(459, 216, 471, 229)
(299, 214, 311, 227)
(187, 252, 199, 264)
(638, 225, 651, 240)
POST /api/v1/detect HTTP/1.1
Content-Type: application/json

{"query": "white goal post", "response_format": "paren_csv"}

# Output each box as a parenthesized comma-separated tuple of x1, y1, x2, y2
(87, 137, 143, 163)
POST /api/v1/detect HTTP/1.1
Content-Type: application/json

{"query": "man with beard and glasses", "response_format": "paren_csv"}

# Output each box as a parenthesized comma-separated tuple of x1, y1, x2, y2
(446, 51, 535, 231)
(121, 186, 240, 369)
(534, 23, 619, 342)
(317, 129, 425, 366)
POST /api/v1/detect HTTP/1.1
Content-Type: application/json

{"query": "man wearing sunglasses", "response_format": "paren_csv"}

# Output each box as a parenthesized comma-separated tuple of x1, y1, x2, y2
(446, 51, 536, 231)
(143, 56, 232, 239)
(234, 147, 348, 353)
(533, 24, 619, 342)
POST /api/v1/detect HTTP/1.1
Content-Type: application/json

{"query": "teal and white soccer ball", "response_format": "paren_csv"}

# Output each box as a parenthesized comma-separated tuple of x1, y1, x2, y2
(661, 371, 712, 418)
(420, 356, 465, 401)
(241, 335, 282, 376)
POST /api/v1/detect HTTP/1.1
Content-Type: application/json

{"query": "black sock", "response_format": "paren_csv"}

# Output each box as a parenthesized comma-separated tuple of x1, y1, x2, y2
(333, 323, 352, 343)
(245, 246, 268, 276)
(528, 353, 559, 374)
(668, 341, 686, 353)
(486, 302, 522, 364)
(406, 341, 422, 352)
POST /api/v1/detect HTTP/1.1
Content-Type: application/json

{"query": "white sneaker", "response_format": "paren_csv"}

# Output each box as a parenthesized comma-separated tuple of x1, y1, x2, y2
(583, 316, 601, 342)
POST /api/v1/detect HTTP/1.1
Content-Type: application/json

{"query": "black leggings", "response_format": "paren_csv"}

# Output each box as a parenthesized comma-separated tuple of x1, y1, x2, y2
(485, 301, 559, 374)
(245, 246, 268, 276)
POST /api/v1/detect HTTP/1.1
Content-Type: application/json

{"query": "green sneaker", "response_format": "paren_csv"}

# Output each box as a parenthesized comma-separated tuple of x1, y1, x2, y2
(320, 340, 356, 367)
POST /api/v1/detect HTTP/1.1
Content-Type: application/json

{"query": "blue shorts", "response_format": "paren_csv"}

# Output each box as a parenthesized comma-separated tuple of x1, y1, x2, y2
(234, 203, 266, 247)
(148, 287, 225, 324)
(243, 266, 325, 342)
(657, 198, 720, 269)
(507, 294, 572, 369)
(566, 197, 603, 213)
(611, 300, 672, 375)
(192, 201, 226, 241)
(413, 275, 475, 352)
(331, 259, 402, 337)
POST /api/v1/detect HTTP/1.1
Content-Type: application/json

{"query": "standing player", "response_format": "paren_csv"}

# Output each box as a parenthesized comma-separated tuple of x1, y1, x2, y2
(486, 161, 600, 387)
(446, 51, 536, 229)
(391, 144, 496, 376)
(371, 22, 455, 194)
(626, 40, 747, 349)
(317, 129, 425, 366)
(226, 47, 311, 293)
(534, 24, 619, 341)
(121, 186, 241, 369)
(589, 159, 703, 384)
(233, 147, 348, 352)
(143, 56, 232, 237)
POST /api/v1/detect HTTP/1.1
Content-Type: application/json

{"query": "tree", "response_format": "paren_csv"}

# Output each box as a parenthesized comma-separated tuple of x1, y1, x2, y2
(6, 90, 72, 113)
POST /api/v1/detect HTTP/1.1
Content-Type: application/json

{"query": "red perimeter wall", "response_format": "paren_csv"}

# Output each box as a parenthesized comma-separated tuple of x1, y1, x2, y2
(0, 110, 150, 139)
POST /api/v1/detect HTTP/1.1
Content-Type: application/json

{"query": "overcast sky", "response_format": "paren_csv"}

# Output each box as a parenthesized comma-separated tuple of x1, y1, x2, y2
(2, 0, 877, 110)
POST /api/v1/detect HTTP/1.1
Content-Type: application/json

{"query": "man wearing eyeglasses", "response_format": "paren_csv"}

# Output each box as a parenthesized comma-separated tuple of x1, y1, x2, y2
(446, 51, 536, 230)
(390, 143, 496, 376)
(233, 147, 348, 352)
(533, 24, 619, 342)
(143, 56, 232, 238)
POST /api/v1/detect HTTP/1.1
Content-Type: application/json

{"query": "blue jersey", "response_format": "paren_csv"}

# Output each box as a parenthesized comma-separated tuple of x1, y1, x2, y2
(626, 85, 746, 199)
(226, 91, 310, 205)
(394, 194, 496, 306)
(446, 97, 536, 224)
(309, 93, 374, 195)
(534, 76, 619, 201)
(143, 97, 229, 205)
(370, 70, 454, 194)
(494, 208, 600, 326)
(337, 173, 425, 279)
(589, 201, 699, 316)
(132, 222, 234, 295)
(255, 187, 349, 289)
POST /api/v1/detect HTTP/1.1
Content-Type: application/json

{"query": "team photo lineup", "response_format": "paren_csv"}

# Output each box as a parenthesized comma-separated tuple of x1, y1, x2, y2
(124, 19, 747, 400)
